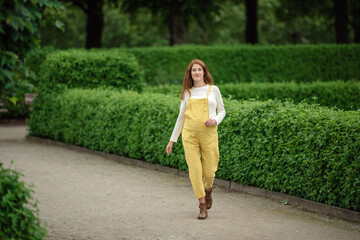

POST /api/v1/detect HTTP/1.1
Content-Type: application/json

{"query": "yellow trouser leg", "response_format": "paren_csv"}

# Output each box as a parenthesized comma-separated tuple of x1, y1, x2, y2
(183, 130, 206, 199)
(200, 129, 219, 190)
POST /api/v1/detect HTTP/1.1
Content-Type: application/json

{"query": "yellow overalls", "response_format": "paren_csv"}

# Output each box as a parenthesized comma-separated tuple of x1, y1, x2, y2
(182, 85, 219, 199)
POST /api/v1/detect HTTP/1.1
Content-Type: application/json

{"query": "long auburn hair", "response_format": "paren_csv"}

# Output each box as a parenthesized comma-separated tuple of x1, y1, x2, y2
(181, 59, 214, 100)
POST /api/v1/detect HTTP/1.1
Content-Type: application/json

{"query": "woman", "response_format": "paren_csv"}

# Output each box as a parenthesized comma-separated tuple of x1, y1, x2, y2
(166, 59, 226, 220)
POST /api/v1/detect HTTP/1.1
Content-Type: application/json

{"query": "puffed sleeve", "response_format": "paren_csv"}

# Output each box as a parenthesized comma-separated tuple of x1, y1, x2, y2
(213, 86, 226, 125)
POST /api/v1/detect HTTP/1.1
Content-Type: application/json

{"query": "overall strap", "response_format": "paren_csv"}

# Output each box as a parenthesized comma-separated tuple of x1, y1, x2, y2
(206, 85, 212, 98)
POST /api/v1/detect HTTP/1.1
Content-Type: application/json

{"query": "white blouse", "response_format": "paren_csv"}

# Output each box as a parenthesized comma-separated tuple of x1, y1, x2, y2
(170, 84, 226, 142)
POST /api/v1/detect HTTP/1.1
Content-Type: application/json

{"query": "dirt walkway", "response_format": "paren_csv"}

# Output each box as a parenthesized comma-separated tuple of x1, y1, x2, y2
(1, 125, 359, 240)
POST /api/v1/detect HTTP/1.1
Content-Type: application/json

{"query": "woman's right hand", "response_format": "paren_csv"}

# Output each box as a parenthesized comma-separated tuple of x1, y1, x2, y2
(166, 141, 174, 155)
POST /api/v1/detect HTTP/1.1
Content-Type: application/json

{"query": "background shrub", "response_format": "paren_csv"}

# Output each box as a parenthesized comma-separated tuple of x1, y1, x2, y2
(39, 49, 143, 91)
(144, 81, 360, 111)
(32, 44, 360, 88)
(26, 46, 58, 87)
(0, 162, 47, 240)
(28, 88, 360, 211)
(0, 80, 34, 119)
(115, 44, 360, 85)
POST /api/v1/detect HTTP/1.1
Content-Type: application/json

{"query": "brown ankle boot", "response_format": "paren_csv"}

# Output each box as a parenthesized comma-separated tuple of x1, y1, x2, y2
(205, 188, 212, 209)
(198, 203, 208, 220)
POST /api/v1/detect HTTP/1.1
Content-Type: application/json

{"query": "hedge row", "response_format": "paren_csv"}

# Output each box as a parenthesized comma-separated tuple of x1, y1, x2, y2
(107, 44, 360, 85)
(0, 162, 47, 239)
(1, 48, 143, 119)
(38, 50, 143, 91)
(29, 45, 360, 87)
(144, 81, 360, 111)
(29, 87, 360, 211)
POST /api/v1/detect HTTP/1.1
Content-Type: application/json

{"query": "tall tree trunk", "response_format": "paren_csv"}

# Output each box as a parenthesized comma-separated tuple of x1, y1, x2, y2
(350, 0, 360, 43)
(169, 6, 188, 46)
(85, 0, 104, 49)
(334, 0, 349, 43)
(245, 0, 258, 44)
(291, 31, 299, 44)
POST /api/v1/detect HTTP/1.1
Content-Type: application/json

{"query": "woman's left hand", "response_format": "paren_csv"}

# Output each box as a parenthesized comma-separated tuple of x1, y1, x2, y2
(205, 119, 217, 127)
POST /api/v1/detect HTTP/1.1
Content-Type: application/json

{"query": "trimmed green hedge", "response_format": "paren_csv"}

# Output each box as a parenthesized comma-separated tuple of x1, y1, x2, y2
(144, 81, 360, 111)
(26, 46, 58, 87)
(39, 50, 143, 91)
(111, 44, 360, 85)
(0, 162, 47, 239)
(29, 88, 360, 211)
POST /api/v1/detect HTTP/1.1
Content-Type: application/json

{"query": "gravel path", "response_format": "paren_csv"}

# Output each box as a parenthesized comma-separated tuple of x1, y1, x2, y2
(1, 125, 359, 240)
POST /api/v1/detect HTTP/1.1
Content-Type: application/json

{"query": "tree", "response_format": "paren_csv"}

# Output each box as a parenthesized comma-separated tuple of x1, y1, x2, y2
(349, 0, 360, 43)
(60, 0, 118, 48)
(274, 0, 356, 44)
(334, 0, 349, 43)
(121, 0, 221, 46)
(0, 0, 63, 112)
(245, 0, 258, 44)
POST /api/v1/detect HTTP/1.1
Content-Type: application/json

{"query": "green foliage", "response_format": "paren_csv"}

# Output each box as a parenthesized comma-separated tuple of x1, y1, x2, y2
(220, 98, 360, 211)
(144, 81, 360, 111)
(103, 7, 169, 48)
(188, 0, 336, 45)
(0, 0, 63, 118)
(26, 46, 58, 83)
(0, 79, 34, 119)
(39, 4, 169, 49)
(38, 4, 86, 49)
(121, 0, 221, 45)
(0, 46, 56, 119)
(0, 162, 47, 239)
(0, 0, 63, 62)
(274, 0, 334, 43)
(38, 0, 344, 47)
(114, 44, 360, 85)
(30, 44, 360, 90)
(28, 88, 360, 211)
(38, 49, 144, 91)
(29, 87, 186, 169)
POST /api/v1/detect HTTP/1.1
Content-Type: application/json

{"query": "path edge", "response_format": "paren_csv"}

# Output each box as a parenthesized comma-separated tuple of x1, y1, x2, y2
(25, 135, 360, 224)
